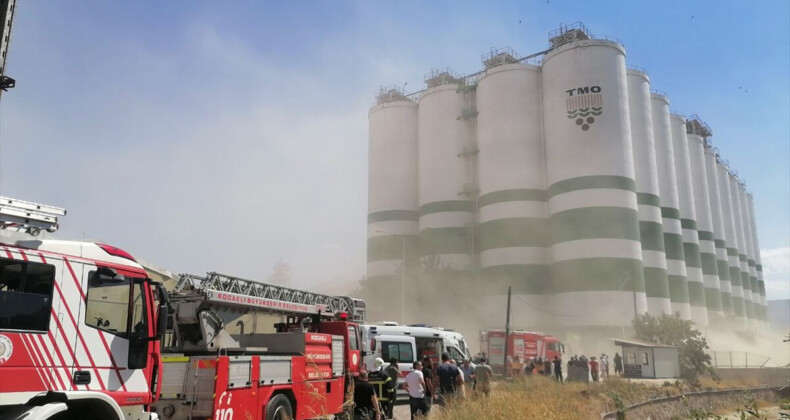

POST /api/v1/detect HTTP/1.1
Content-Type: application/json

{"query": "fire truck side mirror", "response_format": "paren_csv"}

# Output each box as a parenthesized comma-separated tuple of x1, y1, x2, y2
(155, 284, 169, 340)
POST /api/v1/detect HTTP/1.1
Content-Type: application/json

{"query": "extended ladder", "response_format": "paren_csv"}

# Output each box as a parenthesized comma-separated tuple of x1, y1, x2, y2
(175, 272, 366, 322)
(0, 196, 66, 234)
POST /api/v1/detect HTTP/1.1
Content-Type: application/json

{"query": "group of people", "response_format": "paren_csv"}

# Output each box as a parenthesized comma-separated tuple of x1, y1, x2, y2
(353, 353, 494, 420)
(566, 353, 625, 382)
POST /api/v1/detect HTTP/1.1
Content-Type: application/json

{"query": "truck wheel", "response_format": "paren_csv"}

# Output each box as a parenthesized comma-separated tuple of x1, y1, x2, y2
(265, 394, 293, 420)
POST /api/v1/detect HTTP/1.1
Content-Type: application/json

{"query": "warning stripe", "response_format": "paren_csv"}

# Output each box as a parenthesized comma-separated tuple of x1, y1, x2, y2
(63, 257, 126, 392)
(36, 334, 67, 390)
(28, 334, 58, 389)
(21, 334, 50, 389)
(46, 311, 77, 390)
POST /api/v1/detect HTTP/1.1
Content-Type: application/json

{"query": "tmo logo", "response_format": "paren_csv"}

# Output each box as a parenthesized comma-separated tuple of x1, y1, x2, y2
(565, 86, 602, 96)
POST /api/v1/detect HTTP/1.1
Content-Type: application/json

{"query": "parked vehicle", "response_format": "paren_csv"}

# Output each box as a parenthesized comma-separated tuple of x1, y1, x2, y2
(479, 329, 564, 374)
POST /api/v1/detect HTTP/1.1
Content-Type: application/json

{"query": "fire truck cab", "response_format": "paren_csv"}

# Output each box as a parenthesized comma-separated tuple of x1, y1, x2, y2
(0, 197, 167, 420)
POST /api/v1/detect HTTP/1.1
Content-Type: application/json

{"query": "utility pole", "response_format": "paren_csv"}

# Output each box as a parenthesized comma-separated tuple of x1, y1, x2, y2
(503, 286, 511, 381)
(400, 235, 406, 324)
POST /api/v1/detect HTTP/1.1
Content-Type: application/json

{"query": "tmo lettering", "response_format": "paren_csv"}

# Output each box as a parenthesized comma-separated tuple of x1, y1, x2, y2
(566, 86, 602, 96)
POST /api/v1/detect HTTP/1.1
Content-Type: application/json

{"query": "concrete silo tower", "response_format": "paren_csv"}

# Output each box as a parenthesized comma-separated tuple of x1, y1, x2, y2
(418, 69, 475, 271)
(746, 193, 767, 327)
(704, 146, 734, 317)
(735, 181, 759, 326)
(669, 113, 708, 327)
(626, 69, 671, 316)
(476, 49, 550, 327)
(541, 25, 647, 330)
(685, 117, 723, 320)
(650, 93, 691, 319)
(367, 88, 419, 290)
(717, 161, 747, 327)
(728, 173, 755, 326)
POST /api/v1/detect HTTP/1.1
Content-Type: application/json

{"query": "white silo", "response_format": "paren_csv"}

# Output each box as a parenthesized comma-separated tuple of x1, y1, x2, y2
(541, 27, 647, 330)
(650, 93, 691, 320)
(685, 119, 723, 320)
(728, 171, 755, 325)
(717, 161, 747, 326)
(627, 70, 671, 316)
(746, 193, 767, 327)
(736, 182, 759, 326)
(368, 89, 419, 286)
(418, 70, 474, 270)
(476, 51, 550, 327)
(669, 113, 708, 327)
(704, 146, 734, 317)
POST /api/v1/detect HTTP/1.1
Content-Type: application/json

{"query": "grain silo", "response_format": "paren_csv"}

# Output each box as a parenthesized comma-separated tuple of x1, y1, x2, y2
(650, 93, 691, 319)
(669, 113, 708, 327)
(704, 146, 734, 317)
(367, 89, 419, 286)
(541, 26, 647, 329)
(735, 181, 759, 326)
(717, 161, 747, 327)
(476, 50, 550, 326)
(746, 193, 767, 327)
(728, 173, 755, 325)
(685, 118, 723, 320)
(626, 69, 671, 316)
(418, 70, 474, 270)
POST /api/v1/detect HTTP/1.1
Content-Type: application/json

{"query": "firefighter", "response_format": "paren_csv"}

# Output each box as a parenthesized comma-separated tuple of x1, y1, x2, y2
(368, 358, 393, 415)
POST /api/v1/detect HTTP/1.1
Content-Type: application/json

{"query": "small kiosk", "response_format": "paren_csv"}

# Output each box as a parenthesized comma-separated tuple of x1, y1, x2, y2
(611, 338, 680, 379)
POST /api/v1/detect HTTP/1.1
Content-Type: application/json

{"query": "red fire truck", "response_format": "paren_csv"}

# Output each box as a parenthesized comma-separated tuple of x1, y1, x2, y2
(0, 197, 366, 420)
(480, 329, 564, 374)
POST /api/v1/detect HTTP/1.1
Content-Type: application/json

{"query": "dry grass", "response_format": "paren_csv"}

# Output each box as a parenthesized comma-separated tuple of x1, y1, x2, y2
(429, 376, 685, 420)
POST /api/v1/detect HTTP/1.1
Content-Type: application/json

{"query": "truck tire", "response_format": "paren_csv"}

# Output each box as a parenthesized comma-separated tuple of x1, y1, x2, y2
(265, 394, 293, 420)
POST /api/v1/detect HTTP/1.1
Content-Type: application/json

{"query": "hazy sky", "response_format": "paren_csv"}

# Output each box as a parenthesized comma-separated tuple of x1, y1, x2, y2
(1, 1, 787, 299)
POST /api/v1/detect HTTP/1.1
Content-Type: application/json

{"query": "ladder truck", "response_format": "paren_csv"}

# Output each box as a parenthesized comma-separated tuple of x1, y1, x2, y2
(153, 272, 366, 420)
(0, 196, 168, 420)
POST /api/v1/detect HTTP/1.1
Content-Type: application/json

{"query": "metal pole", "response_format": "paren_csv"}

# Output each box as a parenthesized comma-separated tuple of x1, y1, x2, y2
(400, 235, 406, 324)
(503, 286, 512, 381)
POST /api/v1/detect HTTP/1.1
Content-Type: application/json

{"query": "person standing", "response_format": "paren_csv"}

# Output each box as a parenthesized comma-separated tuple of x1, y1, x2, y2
(384, 358, 400, 419)
(403, 361, 427, 420)
(459, 359, 476, 395)
(354, 371, 382, 420)
(434, 352, 463, 406)
(553, 356, 563, 382)
(589, 356, 599, 382)
(473, 358, 494, 397)
(614, 352, 623, 376)
(421, 357, 434, 412)
(369, 358, 392, 412)
(600, 354, 609, 378)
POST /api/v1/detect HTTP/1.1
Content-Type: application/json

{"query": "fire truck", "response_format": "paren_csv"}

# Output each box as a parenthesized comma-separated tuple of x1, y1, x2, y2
(479, 329, 564, 374)
(0, 197, 367, 420)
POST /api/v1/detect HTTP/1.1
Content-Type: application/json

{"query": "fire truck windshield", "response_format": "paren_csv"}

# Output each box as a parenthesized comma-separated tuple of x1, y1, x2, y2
(0, 257, 56, 332)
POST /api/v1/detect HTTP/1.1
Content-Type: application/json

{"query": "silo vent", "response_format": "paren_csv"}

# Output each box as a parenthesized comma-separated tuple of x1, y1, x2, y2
(482, 47, 520, 69)
(686, 114, 713, 138)
(424, 68, 461, 88)
(548, 22, 592, 49)
(375, 86, 411, 104)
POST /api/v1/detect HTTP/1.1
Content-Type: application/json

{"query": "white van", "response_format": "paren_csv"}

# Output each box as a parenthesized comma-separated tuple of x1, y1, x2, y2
(360, 323, 471, 389)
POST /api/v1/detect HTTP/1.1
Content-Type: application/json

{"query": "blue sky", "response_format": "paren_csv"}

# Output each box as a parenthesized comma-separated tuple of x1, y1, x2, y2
(1, 1, 787, 298)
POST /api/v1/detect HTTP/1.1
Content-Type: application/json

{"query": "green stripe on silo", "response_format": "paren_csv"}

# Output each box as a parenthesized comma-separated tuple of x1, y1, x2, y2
(755, 264, 763, 272)
(550, 207, 640, 244)
(481, 264, 551, 294)
(747, 259, 755, 267)
(700, 253, 718, 275)
(547, 175, 636, 197)
(729, 268, 742, 288)
(661, 207, 681, 219)
(368, 210, 420, 224)
(698, 231, 715, 241)
(726, 247, 738, 257)
(758, 280, 766, 296)
(367, 235, 419, 262)
(419, 227, 470, 256)
(644, 267, 671, 299)
(720, 291, 733, 314)
(732, 296, 746, 317)
(551, 257, 645, 293)
(714, 239, 726, 248)
(636, 193, 661, 207)
(663, 233, 686, 260)
(478, 189, 546, 207)
(639, 221, 665, 252)
(419, 200, 473, 216)
(744, 300, 754, 320)
(704, 288, 723, 312)
(717, 260, 730, 281)
(738, 254, 747, 262)
(478, 218, 548, 250)
(680, 219, 698, 230)
(683, 243, 702, 268)
(687, 281, 706, 307)
(667, 274, 690, 303)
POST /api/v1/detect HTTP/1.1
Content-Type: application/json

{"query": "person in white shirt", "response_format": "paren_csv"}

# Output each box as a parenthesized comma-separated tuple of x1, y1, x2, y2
(403, 361, 428, 419)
